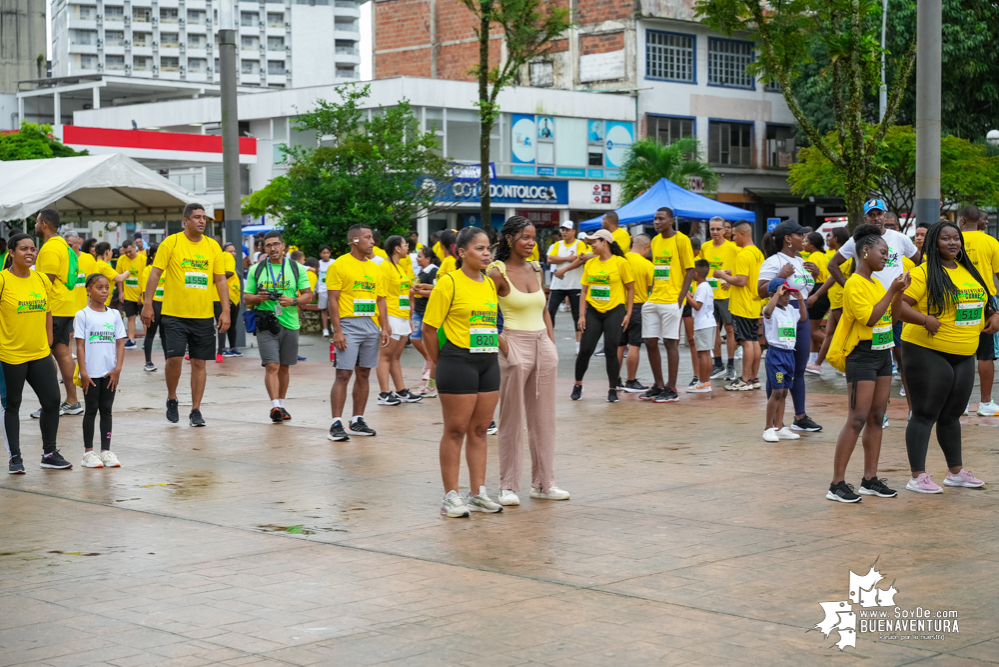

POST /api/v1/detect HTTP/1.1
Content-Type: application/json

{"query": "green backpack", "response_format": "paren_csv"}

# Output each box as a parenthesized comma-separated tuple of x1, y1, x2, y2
(65, 245, 79, 290)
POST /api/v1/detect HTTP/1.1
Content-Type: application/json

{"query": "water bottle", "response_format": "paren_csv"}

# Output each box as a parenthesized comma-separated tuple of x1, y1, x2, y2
(329, 340, 336, 364)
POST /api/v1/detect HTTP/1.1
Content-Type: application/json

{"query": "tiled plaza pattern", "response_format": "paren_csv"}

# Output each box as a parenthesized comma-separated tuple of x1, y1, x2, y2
(2, 325, 999, 666)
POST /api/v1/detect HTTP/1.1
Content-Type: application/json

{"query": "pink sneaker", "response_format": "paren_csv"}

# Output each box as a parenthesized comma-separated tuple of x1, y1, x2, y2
(805, 362, 822, 375)
(905, 473, 943, 494)
(944, 469, 984, 488)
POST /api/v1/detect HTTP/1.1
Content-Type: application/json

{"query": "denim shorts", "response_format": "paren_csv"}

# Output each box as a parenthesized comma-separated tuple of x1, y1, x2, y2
(410, 310, 424, 340)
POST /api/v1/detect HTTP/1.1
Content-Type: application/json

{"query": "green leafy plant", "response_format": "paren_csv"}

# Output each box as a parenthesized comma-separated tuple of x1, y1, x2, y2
(619, 137, 718, 203)
(0, 122, 88, 161)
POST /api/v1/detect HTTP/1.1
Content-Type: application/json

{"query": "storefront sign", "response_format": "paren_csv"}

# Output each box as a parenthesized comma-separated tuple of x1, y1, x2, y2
(511, 114, 536, 164)
(516, 209, 561, 227)
(605, 121, 634, 168)
(445, 178, 568, 205)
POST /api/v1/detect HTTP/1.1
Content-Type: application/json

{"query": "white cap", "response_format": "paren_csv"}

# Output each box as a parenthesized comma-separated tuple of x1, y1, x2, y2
(560, 219, 574, 229)
(578, 231, 589, 240)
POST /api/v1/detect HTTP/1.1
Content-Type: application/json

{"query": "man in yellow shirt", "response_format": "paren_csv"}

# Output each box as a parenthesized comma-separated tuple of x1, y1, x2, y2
(960, 205, 999, 415)
(133, 232, 147, 259)
(371, 229, 389, 260)
(700, 216, 740, 381)
(716, 220, 764, 390)
(115, 238, 147, 349)
(602, 211, 631, 253)
(141, 203, 230, 427)
(618, 234, 654, 392)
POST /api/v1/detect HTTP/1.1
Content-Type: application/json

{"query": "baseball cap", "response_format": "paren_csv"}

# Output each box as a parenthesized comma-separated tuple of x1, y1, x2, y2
(588, 229, 615, 244)
(560, 219, 574, 229)
(133, 231, 142, 238)
(772, 220, 808, 236)
(864, 199, 887, 215)
(578, 232, 589, 240)
(768, 278, 799, 295)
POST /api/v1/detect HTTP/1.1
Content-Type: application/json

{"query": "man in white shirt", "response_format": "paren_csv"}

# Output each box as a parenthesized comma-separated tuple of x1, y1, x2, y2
(547, 220, 591, 349)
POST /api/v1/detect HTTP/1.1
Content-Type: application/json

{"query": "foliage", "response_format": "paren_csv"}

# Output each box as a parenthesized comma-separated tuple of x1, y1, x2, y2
(789, 126, 999, 223)
(241, 84, 454, 257)
(0, 122, 88, 161)
(460, 0, 572, 231)
(619, 137, 718, 203)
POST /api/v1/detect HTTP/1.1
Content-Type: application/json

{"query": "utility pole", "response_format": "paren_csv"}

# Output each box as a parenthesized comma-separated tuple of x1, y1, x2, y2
(914, 0, 941, 225)
(879, 0, 887, 122)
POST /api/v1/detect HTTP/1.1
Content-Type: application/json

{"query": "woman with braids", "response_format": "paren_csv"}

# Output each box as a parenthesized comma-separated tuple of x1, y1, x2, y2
(810, 226, 852, 374)
(487, 216, 569, 507)
(898, 221, 999, 494)
(423, 226, 503, 517)
(826, 225, 910, 502)
(376, 235, 422, 404)
(572, 228, 635, 403)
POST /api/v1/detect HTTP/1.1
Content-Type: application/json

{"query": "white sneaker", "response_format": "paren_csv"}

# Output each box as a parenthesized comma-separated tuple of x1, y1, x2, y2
(416, 384, 438, 398)
(81, 451, 103, 468)
(964, 403, 970, 416)
(498, 489, 520, 506)
(466, 486, 503, 513)
(735, 347, 743, 360)
(322, 328, 329, 337)
(575, 342, 580, 355)
(882, 413, 889, 429)
(99, 450, 121, 467)
(762, 428, 779, 442)
(900, 386, 906, 397)
(421, 368, 431, 381)
(776, 427, 800, 440)
(440, 490, 469, 518)
(530, 486, 570, 500)
(977, 401, 999, 416)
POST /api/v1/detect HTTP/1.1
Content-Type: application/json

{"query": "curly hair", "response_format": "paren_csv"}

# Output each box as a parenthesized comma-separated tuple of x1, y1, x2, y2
(493, 215, 534, 263)
(922, 221, 995, 319)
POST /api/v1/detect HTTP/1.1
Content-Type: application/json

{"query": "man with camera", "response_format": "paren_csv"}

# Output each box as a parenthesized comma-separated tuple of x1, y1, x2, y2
(244, 230, 313, 423)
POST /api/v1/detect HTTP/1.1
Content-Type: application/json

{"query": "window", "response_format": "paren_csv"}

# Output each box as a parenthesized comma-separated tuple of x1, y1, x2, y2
(188, 33, 207, 49)
(268, 36, 285, 50)
(133, 32, 149, 47)
(766, 124, 796, 168)
(76, 5, 95, 19)
(708, 38, 754, 89)
(764, 78, 781, 93)
(105, 30, 125, 46)
(70, 29, 97, 45)
(268, 60, 285, 75)
(160, 32, 179, 48)
(77, 53, 98, 69)
(648, 115, 694, 146)
(241, 12, 259, 27)
(241, 35, 260, 51)
(646, 31, 694, 82)
(133, 55, 150, 71)
(159, 7, 179, 23)
(188, 58, 207, 73)
(105, 54, 125, 70)
(241, 59, 259, 75)
(188, 10, 205, 24)
(161, 56, 180, 72)
(708, 121, 753, 167)
(133, 7, 151, 22)
(529, 61, 554, 87)
(335, 19, 359, 32)
(335, 40, 358, 55)
(267, 12, 284, 27)
(105, 5, 124, 19)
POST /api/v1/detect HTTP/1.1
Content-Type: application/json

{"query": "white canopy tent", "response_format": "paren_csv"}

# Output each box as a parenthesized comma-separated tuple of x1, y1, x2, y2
(0, 153, 203, 224)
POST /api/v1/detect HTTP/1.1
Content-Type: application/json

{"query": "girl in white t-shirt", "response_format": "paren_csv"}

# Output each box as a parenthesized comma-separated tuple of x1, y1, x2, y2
(74, 274, 127, 469)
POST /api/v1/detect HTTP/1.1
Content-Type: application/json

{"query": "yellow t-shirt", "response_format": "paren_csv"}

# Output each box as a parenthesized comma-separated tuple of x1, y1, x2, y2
(140, 263, 165, 303)
(625, 252, 654, 304)
(700, 240, 739, 299)
(153, 232, 224, 319)
(75, 251, 96, 312)
(807, 251, 830, 284)
(828, 258, 854, 310)
(438, 255, 457, 278)
(649, 232, 695, 304)
(35, 235, 77, 318)
(0, 270, 54, 364)
(902, 256, 916, 273)
(729, 245, 765, 319)
(962, 230, 999, 296)
(902, 263, 987, 356)
(582, 255, 635, 313)
(380, 259, 415, 319)
(306, 268, 318, 293)
(527, 244, 540, 262)
(95, 260, 119, 306)
(424, 270, 498, 351)
(826, 248, 837, 260)
(372, 247, 389, 260)
(115, 253, 147, 303)
(611, 227, 631, 254)
(433, 241, 445, 262)
(843, 274, 893, 346)
(222, 252, 240, 305)
(326, 253, 386, 321)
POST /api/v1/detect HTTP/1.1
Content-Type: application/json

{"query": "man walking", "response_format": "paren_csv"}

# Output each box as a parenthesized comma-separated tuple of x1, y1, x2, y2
(115, 238, 147, 349)
(700, 216, 740, 381)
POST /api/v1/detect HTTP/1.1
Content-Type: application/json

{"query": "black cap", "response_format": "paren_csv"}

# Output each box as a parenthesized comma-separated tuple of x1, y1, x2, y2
(133, 231, 142, 238)
(773, 220, 808, 236)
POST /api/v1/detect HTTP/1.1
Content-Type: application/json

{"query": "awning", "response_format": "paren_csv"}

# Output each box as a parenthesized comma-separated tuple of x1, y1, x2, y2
(744, 188, 845, 207)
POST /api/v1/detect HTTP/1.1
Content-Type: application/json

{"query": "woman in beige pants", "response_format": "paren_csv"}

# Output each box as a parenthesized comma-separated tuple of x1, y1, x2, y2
(488, 216, 571, 506)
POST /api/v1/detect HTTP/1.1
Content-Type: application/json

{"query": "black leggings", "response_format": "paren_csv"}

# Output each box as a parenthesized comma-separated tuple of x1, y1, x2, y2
(903, 342, 975, 472)
(144, 301, 167, 364)
(548, 289, 581, 332)
(575, 304, 625, 386)
(83, 375, 116, 451)
(2, 358, 60, 458)
(218, 302, 240, 352)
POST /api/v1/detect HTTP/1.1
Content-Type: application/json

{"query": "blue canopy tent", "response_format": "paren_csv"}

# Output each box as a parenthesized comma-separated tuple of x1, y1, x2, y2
(579, 178, 755, 231)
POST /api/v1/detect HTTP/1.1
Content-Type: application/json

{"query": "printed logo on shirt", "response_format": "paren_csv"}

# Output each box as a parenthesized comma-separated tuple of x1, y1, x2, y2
(180, 254, 210, 271)
(352, 275, 377, 292)
(588, 271, 611, 285)
(88, 322, 116, 343)
(469, 304, 498, 326)
(17, 292, 47, 313)
(885, 247, 898, 268)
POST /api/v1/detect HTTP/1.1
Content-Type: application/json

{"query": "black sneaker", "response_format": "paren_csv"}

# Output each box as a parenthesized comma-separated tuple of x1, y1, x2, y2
(189, 409, 206, 427)
(792, 415, 822, 431)
(607, 389, 619, 403)
(639, 385, 663, 401)
(270, 407, 284, 423)
(709, 364, 726, 379)
(281, 408, 291, 421)
(166, 398, 179, 423)
(687, 376, 700, 390)
(653, 387, 680, 403)
(394, 389, 423, 403)
(623, 379, 648, 393)
(40, 450, 72, 470)
(328, 420, 350, 441)
(487, 420, 498, 435)
(377, 391, 401, 406)
(859, 477, 897, 498)
(826, 481, 862, 503)
(8, 456, 25, 474)
(347, 417, 376, 436)
(570, 385, 583, 401)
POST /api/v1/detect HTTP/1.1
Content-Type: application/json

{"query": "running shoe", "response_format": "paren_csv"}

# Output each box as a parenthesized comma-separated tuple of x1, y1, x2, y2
(607, 389, 619, 403)
(639, 386, 663, 401)
(791, 415, 822, 431)
(215, 353, 224, 364)
(347, 418, 376, 436)
(190, 409, 206, 427)
(40, 450, 72, 470)
(220, 348, 232, 357)
(270, 407, 284, 423)
(422, 368, 431, 382)
(144, 362, 157, 372)
(377, 391, 401, 406)
(99, 451, 121, 467)
(882, 413, 889, 429)
(977, 401, 999, 416)
(124, 340, 137, 350)
(60, 402, 84, 416)
(622, 379, 648, 393)
(281, 408, 291, 421)
(416, 384, 438, 398)
(900, 386, 905, 397)
(827, 481, 862, 503)
(805, 363, 821, 375)
(687, 376, 700, 390)
(615, 377, 624, 390)
(166, 398, 179, 423)
(530, 486, 571, 500)
(653, 387, 680, 403)
(595, 347, 605, 357)
(762, 428, 779, 443)
(394, 389, 423, 403)
(8, 456, 25, 474)
(725, 379, 750, 391)
(751, 378, 761, 389)
(687, 382, 712, 393)
(498, 489, 521, 506)
(441, 490, 469, 518)
(487, 421, 498, 435)
(467, 487, 503, 513)
(709, 365, 726, 379)
(570, 385, 583, 401)
(229, 348, 243, 357)
(30, 408, 41, 419)
(906, 473, 943, 494)
(328, 420, 350, 441)
(859, 477, 897, 497)
(297, 356, 307, 361)
(82, 451, 103, 468)
(322, 328, 330, 337)
(735, 347, 743, 360)
(776, 427, 800, 440)
(963, 404, 970, 416)
(944, 469, 984, 488)
(724, 367, 736, 382)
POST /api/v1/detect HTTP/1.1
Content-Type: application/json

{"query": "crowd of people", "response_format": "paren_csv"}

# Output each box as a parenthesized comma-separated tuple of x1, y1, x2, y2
(2, 200, 997, 512)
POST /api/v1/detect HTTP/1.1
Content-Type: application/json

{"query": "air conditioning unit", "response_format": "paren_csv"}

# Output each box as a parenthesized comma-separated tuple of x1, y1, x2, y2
(285, 68, 290, 75)
(284, 21, 290, 27)
(180, 66, 186, 74)
(179, 18, 185, 26)
(124, 39, 131, 46)
(97, 63, 104, 70)
(124, 16, 130, 24)
(285, 45, 290, 52)
(125, 63, 131, 70)
(97, 39, 103, 47)
(259, 20, 264, 27)
(152, 41, 158, 47)
(180, 43, 186, 51)
(152, 17, 158, 25)
(96, 13, 103, 21)
(207, 67, 213, 73)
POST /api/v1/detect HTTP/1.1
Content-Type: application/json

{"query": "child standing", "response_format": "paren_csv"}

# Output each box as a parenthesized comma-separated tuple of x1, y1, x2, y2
(687, 260, 715, 392)
(74, 274, 127, 468)
(762, 279, 808, 441)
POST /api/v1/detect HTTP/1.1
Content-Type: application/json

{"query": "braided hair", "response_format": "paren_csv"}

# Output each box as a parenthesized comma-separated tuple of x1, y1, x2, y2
(85, 272, 109, 290)
(384, 235, 406, 264)
(922, 221, 995, 318)
(493, 215, 534, 263)
(852, 224, 884, 257)
(454, 226, 488, 270)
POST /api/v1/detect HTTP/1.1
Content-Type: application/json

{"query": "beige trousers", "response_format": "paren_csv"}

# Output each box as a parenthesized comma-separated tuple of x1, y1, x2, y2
(497, 329, 559, 491)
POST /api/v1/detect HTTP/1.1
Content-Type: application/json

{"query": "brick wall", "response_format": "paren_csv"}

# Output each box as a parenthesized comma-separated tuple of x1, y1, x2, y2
(579, 31, 624, 55)
(376, 49, 433, 77)
(374, 0, 431, 51)
(577, 0, 632, 25)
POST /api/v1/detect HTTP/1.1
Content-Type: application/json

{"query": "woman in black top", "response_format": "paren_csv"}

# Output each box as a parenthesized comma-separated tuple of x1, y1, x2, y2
(411, 246, 440, 396)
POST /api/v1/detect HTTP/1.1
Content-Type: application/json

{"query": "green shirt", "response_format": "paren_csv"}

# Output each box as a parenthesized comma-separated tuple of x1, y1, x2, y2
(245, 258, 311, 330)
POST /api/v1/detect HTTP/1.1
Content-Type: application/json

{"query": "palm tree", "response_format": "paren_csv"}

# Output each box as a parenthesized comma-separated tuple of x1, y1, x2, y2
(619, 136, 718, 203)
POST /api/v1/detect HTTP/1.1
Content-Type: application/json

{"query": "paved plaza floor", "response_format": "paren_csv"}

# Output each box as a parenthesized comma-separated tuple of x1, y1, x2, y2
(2, 321, 999, 666)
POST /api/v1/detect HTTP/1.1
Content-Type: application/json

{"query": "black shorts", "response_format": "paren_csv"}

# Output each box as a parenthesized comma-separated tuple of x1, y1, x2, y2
(123, 300, 141, 317)
(977, 331, 997, 361)
(807, 285, 831, 320)
(682, 302, 692, 318)
(161, 316, 217, 360)
(713, 298, 733, 325)
(619, 303, 644, 347)
(436, 341, 500, 394)
(52, 316, 73, 347)
(732, 315, 759, 343)
(845, 340, 894, 383)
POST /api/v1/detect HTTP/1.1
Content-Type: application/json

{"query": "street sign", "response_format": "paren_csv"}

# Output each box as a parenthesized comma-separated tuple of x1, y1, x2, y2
(767, 217, 781, 232)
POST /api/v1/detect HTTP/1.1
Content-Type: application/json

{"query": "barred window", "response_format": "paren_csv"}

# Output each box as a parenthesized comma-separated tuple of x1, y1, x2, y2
(646, 31, 694, 82)
(764, 79, 782, 92)
(708, 121, 753, 167)
(648, 116, 694, 146)
(708, 38, 754, 89)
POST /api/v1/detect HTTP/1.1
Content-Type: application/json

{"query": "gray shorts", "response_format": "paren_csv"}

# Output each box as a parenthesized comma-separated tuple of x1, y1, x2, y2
(335, 317, 381, 370)
(317, 291, 329, 310)
(693, 327, 716, 351)
(258, 325, 300, 366)
(713, 298, 733, 326)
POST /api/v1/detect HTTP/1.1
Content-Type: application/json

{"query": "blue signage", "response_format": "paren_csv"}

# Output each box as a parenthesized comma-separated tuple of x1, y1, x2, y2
(511, 165, 536, 176)
(588, 169, 605, 179)
(537, 166, 555, 177)
(444, 178, 569, 206)
(767, 217, 781, 232)
(556, 168, 586, 178)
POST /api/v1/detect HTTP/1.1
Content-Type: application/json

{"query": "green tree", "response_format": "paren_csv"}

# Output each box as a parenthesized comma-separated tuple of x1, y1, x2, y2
(696, 0, 916, 228)
(0, 122, 88, 161)
(460, 0, 572, 232)
(241, 84, 453, 257)
(789, 126, 999, 224)
(619, 137, 718, 203)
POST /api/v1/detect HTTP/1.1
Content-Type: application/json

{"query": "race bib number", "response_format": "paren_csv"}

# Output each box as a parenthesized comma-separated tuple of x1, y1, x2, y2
(778, 326, 796, 342)
(399, 295, 410, 312)
(872, 324, 894, 350)
(654, 265, 670, 281)
(184, 272, 208, 289)
(707, 278, 719, 289)
(956, 302, 984, 326)
(590, 286, 611, 301)
(154, 286, 164, 299)
(469, 327, 498, 353)
(76, 272, 86, 284)
(353, 298, 376, 316)
(125, 275, 139, 287)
